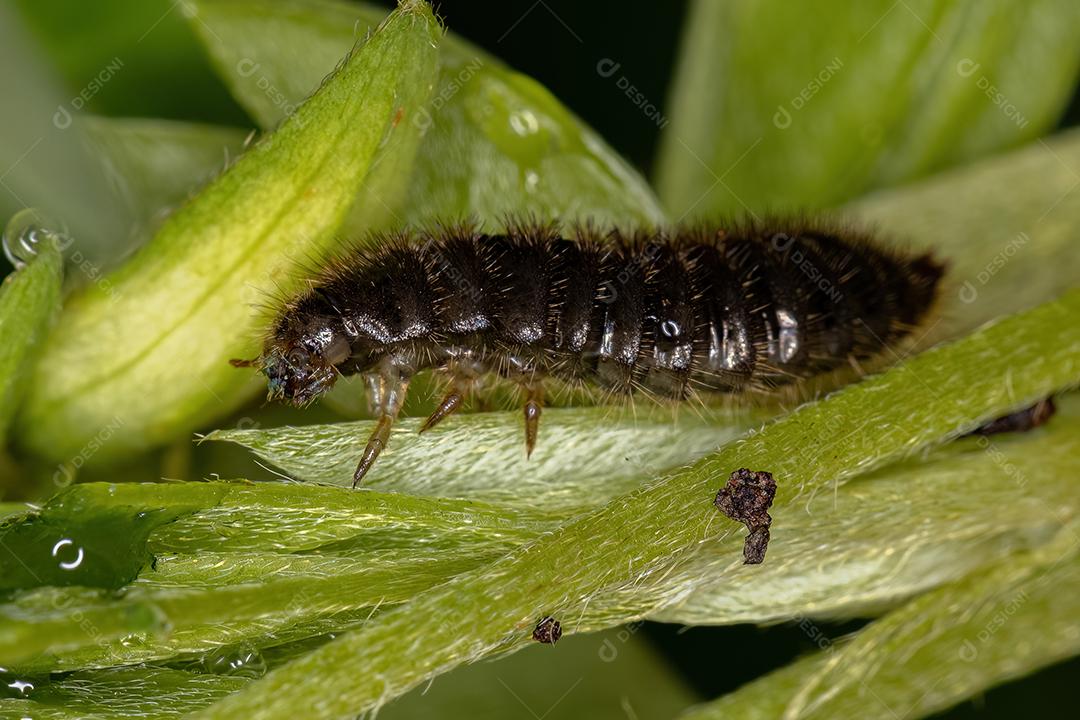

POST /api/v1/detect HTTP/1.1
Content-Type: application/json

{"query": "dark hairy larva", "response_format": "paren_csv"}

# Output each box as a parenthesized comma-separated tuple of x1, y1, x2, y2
(714, 468, 777, 565)
(232, 220, 944, 485)
(532, 615, 562, 645)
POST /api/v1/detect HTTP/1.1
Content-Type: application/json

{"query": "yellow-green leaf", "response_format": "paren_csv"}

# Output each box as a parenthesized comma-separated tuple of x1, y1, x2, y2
(13, 0, 441, 466)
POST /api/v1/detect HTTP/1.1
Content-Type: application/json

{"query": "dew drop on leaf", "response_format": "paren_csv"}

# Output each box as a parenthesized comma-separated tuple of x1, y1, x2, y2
(202, 645, 269, 678)
(2, 208, 69, 269)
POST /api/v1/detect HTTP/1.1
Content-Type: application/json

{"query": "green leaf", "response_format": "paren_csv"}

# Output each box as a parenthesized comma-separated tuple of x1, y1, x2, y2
(206, 406, 756, 511)
(188, 0, 666, 225)
(0, 482, 203, 591)
(0, 629, 697, 720)
(0, 221, 63, 445)
(1, 666, 250, 720)
(190, 290, 1080, 719)
(0, 481, 553, 670)
(143, 481, 553, 555)
(656, 0, 1080, 219)
(678, 527, 1080, 720)
(13, 1, 441, 467)
(199, 392, 1080, 629)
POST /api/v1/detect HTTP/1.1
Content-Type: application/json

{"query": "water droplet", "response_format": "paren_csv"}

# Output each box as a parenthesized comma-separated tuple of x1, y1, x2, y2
(2, 208, 69, 270)
(119, 633, 149, 649)
(202, 646, 267, 678)
(508, 110, 539, 137)
(524, 170, 540, 193)
(6, 679, 34, 697)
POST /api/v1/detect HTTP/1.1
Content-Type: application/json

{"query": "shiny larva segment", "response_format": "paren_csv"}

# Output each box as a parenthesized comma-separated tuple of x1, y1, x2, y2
(234, 221, 944, 486)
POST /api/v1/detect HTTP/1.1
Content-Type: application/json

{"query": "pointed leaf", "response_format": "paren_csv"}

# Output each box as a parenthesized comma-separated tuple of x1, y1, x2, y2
(13, 1, 441, 466)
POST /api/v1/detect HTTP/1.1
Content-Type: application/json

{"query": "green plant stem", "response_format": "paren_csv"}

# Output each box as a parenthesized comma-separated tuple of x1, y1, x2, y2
(0, 235, 62, 445)
(678, 526, 1080, 720)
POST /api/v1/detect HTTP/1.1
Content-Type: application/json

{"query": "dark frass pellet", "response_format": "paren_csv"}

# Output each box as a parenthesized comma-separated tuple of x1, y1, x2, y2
(714, 468, 777, 565)
(970, 397, 1056, 436)
(742, 526, 771, 565)
(532, 616, 562, 645)
(231, 220, 944, 486)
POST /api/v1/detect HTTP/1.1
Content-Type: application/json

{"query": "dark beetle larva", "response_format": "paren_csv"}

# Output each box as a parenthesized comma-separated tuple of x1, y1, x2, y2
(232, 221, 944, 486)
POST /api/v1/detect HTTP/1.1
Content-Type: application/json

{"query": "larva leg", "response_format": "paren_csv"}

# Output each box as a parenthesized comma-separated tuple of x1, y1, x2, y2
(523, 384, 543, 458)
(353, 368, 410, 487)
(419, 356, 484, 433)
(419, 387, 464, 433)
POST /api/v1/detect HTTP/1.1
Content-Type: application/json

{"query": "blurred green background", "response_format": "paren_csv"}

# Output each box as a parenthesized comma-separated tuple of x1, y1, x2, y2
(2, 1, 1078, 717)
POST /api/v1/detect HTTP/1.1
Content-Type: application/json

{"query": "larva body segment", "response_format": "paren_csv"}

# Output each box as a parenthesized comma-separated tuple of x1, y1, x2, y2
(244, 221, 944, 485)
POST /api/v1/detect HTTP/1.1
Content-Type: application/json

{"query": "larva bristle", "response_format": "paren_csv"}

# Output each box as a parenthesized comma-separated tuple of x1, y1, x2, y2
(245, 218, 944, 482)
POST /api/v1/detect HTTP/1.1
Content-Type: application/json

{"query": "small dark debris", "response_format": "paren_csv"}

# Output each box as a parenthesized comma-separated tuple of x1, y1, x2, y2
(532, 615, 562, 645)
(970, 397, 1056, 437)
(743, 526, 771, 565)
(714, 468, 777, 565)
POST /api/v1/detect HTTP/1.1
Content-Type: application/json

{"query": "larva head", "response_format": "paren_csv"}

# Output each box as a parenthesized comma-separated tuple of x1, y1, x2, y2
(255, 312, 352, 406)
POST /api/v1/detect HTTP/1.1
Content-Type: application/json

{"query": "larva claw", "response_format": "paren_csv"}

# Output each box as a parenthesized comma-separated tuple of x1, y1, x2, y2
(353, 414, 394, 487)
(420, 390, 464, 433)
(352, 370, 409, 487)
(524, 398, 541, 458)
